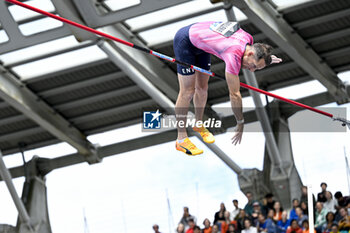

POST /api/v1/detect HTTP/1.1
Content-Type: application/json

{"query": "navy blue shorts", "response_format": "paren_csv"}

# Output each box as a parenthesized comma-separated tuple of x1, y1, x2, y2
(173, 24, 211, 75)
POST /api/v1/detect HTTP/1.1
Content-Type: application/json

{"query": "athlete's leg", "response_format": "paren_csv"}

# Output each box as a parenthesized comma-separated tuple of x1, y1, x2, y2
(175, 73, 204, 155)
(192, 71, 215, 144)
(193, 71, 210, 123)
(175, 73, 195, 140)
(173, 24, 204, 155)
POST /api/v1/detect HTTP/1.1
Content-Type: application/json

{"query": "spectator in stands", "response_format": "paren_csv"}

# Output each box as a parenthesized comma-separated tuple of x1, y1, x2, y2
(323, 191, 336, 213)
(322, 212, 336, 233)
(290, 199, 300, 220)
(177, 223, 186, 233)
(300, 186, 316, 208)
(245, 192, 257, 216)
(337, 207, 350, 232)
(273, 202, 283, 222)
(180, 207, 197, 231)
(193, 226, 201, 233)
(296, 207, 308, 227)
(267, 209, 277, 224)
(252, 202, 263, 226)
(300, 201, 309, 216)
(232, 200, 241, 221)
(221, 211, 233, 233)
(242, 218, 257, 233)
(315, 202, 327, 233)
(214, 203, 227, 225)
(186, 218, 196, 233)
(302, 220, 315, 233)
(286, 219, 302, 233)
(334, 192, 349, 210)
(202, 218, 212, 233)
(257, 213, 277, 233)
(153, 224, 162, 233)
(317, 183, 327, 203)
(236, 209, 250, 233)
(212, 225, 220, 233)
(277, 211, 290, 233)
(227, 224, 236, 233)
(263, 193, 276, 216)
(330, 224, 339, 233)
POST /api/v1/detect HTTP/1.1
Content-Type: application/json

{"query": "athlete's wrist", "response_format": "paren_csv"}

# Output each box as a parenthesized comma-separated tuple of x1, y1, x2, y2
(236, 118, 244, 125)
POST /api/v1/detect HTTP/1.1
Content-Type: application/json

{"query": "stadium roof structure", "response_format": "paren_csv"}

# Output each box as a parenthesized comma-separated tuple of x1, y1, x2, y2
(0, 0, 349, 172)
(1, 1, 350, 231)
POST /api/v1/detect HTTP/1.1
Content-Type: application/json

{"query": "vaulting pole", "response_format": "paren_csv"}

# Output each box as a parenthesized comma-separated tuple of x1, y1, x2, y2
(4, 0, 350, 128)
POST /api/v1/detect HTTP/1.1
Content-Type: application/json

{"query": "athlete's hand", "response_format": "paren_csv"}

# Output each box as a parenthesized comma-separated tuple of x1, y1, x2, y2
(270, 55, 282, 64)
(232, 123, 244, 145)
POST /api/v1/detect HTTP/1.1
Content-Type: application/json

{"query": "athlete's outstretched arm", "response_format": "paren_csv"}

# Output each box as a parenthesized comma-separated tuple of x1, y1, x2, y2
(226, 72, 244, 145)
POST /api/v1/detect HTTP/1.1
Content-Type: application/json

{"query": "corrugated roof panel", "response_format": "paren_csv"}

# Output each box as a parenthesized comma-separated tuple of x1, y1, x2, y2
(313, 36, 350, 54)
(0, 106, 20, 119)
(0, 119, 37, 135)
(44, 77, 135, 105)
(76, 104, 160, 132)
(284, 0, 350, 23)
(60, 91, 150, 118)
(241, 22, 262, 35)
(26, 61, 118, 92)
(0, 131, 56, 153)
(298, 16, 350, 39)
(326, 55, 350, 70)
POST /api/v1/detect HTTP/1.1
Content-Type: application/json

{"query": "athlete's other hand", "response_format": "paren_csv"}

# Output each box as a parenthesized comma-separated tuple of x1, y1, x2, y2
(270, 55, 282, 64)
(232, 123, 244, 145)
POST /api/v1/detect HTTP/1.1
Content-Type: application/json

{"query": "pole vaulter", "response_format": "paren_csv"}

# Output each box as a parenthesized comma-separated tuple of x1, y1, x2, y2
(4, 0, 350, 130)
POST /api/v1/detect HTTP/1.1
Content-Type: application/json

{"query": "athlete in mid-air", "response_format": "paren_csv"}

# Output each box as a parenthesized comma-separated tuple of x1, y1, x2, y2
(173, 21, 282, 155)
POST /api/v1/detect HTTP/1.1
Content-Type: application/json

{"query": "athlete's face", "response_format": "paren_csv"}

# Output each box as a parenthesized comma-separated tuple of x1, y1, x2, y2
(242, 51, 266, 72)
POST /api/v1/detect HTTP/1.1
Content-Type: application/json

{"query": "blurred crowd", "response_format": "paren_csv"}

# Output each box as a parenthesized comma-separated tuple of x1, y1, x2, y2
(152, 183, 350, 233)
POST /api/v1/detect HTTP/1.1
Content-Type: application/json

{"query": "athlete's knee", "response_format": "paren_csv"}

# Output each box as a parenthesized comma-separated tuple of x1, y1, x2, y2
(195, 86, 208, 97)
(179, 88, 195, 102)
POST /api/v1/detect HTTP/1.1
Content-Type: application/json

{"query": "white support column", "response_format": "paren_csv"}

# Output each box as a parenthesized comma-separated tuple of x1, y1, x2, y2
(308, 184, 315, 233)
(243, 70, 285, 174)
(0, 150, 33, 232)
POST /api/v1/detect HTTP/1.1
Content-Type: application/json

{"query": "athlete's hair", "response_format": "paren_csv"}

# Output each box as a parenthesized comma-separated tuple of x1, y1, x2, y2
(253, 43, 273, 66)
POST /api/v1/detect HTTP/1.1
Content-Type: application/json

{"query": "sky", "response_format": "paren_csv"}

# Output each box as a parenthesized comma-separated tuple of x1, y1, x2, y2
(0, 0, 350, 233)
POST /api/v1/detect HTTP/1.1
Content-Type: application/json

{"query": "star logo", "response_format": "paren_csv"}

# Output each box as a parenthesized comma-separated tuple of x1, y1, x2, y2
(150, 109, 162, 122)
(143, 110, 162, 129)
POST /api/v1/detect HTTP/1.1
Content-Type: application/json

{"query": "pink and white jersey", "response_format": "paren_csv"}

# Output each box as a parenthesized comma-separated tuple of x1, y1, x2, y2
(189, 21, 253, 75)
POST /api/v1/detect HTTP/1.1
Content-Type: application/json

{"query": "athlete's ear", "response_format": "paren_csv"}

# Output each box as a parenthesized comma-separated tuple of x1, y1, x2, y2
(248, 51, 255, 57)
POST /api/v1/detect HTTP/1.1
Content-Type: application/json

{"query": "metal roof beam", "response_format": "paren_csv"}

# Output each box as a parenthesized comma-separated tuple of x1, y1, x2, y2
(0, 65, 100, 164)
(131, 4, 224, 33)
(0, 1, 71, 54)
(72, 0, 192, 28)
(99, 24, 180, 102)
(230, 0, 349, 104)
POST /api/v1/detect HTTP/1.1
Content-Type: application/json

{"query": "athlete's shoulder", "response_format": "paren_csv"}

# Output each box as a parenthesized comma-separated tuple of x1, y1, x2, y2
(233, 28, 254, 44)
